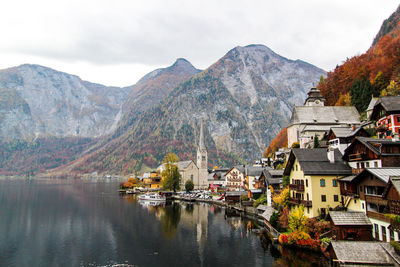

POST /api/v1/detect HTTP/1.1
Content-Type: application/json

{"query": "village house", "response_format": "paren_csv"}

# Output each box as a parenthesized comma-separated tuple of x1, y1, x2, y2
(342, 137, 400, 174)
(143, 171, 162, 189)
(328, 211, 373, 241)
(340, 168, 400, 242)
(225, 165, 246, 191)
(327, 126, 369, 155)
(245, 166, 265, 198)
(370, 96, 400, 139)
(283, 148, 352, 218)
(287, 87, 360, 148)
(207, 167, 228, 192)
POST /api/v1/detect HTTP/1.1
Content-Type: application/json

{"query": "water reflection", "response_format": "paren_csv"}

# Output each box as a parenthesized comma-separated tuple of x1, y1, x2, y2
(0, 179, 328, 267)
(160, 202, 181, 239)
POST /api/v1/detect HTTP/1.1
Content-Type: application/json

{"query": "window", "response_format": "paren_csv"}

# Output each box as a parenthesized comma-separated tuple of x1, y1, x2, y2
(374, 161, 378, 168)
(334, 195, 339, 202)
(321, 195, 326, 202)
(388, 118, 392, 124)
(374, 224, 379, 239)
(306, 180, 308, 187)
(190, 175, 194, 181)
(332, 179, 337, 187)
(356, 163, 360, 169)
(366, 186, 376, 195)
(295, 165, 298, 171)
(362, 203, 365, 209)
(320, 179, 325, 187)
(366, 162, 370, 168)
(390, 229, 395, 241)
(397, 116, 400, 123)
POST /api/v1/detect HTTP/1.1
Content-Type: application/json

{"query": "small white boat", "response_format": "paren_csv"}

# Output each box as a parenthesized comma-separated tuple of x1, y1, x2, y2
(138, 193, 166, 202)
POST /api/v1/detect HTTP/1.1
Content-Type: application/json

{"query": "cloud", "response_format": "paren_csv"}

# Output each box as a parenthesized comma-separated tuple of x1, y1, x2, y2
(0, 0, 399, 86)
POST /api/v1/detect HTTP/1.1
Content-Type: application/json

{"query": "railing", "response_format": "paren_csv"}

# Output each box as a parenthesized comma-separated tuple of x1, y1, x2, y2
(365, 195, 387, 206)
(300, 200, 312, 207)
(366, 210, 391, 223)
(288, 198, 312, 207)
(348, 153, 367, 161)
(340, 188, 358, 196)
(289, 184, 305, 191)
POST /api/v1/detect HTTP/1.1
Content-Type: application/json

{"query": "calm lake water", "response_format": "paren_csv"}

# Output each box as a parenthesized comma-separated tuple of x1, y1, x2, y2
(0, 179, 327, 267)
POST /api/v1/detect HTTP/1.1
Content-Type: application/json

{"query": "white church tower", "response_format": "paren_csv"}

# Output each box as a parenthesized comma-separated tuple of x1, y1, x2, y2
(197, 121, 208, 189)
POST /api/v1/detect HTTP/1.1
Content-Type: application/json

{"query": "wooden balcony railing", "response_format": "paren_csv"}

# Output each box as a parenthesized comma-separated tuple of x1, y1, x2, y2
(288, 197, 312, 207)
(340, 189, 358, 196)
(366, 210, 391, 223)
(289, 184, 305, 191)
(348, 153, 367, 161)
(365, 195, 387, 206)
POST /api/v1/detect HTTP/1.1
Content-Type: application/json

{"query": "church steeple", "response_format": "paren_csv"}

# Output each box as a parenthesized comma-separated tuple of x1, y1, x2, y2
(199, 120, 205, 150)
(304, 87, 325, 106)
(197, 121, 207, 170)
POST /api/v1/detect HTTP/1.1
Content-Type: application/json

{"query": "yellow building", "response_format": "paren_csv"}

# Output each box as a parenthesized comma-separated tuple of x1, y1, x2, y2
(283, 148, 352, 218)
(143, 171, 162, 189)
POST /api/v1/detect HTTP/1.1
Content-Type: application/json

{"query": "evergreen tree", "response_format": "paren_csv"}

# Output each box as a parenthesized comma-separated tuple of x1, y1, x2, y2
(185, 179, 194, 192)
(313, 134, 320, 148)
(350, 77, 374, 112)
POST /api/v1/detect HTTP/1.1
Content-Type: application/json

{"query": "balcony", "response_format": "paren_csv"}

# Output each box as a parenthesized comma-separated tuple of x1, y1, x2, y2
(288, 198, 312, 207)
(366, 210, 391, 223)
(352, 168, 364, 174)
(289, 184, 305, 191)
(300, 200, 312, 207)
(348, 152, 367, 161)
(365, 195, 387, 206)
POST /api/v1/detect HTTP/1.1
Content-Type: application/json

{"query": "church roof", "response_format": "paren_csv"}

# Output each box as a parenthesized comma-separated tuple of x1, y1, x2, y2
(289, 106, 360, 125)
(177, 160, 195, 170)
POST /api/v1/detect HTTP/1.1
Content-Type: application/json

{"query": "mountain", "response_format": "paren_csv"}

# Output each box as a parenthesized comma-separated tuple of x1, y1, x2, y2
(116, 58, 201, 135)
(0, 64, 130, 141)
(319, 4, 400, 108)
(61, 44, 325, 175)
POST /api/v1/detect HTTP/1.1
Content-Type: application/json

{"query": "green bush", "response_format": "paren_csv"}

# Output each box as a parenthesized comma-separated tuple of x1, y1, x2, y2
(270, 211, 280, 229)
(390, 241, 400, 254)
(253, 195, 268, 207)
(185, 179, 194, 192)
(240, 195, 249, 201)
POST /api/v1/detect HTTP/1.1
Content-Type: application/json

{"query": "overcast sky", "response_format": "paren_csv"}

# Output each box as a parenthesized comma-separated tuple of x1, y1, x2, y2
(0, 0, 399, 87)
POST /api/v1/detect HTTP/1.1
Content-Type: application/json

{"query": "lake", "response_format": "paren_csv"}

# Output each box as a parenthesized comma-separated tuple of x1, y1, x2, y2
(0, 179, 327, 266)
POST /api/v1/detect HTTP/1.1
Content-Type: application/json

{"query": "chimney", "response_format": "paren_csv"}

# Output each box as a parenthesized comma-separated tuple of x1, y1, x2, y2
(327, 147, 335, 163)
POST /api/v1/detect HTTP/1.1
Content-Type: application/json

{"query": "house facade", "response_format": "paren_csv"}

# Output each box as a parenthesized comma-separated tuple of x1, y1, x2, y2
(283, 148, 352, 218)
(342, 168, 400, 242)
(287, 87, 360, 148)
(370, 96, 400, 139)
(225, 166, 246, 191)
(342, 137, 400, 174)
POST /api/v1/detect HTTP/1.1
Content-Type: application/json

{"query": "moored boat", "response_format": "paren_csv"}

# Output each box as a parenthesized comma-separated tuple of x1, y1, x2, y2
(138, 193, 166, 202)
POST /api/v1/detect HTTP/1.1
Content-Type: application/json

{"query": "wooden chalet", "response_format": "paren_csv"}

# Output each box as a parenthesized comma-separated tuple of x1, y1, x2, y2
(383, 177, 400, 234)
(370, 96, 400, 139)
(342, 137, 400, 174)
(328, 211, 372, 241)
(340, 168, 400, 242)
(327, 126, 369, 155)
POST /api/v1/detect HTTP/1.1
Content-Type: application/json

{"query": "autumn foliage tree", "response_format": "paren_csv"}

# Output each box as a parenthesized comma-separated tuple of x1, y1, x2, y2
(263, 128, 287, 157)
(318, 9, 400, 107)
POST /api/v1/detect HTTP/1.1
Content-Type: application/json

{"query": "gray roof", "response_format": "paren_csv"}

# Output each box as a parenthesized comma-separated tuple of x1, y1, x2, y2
(330, 127, 361, 138)
(331, 241, 400, 265)
(329, 211, 372, 226)
(260, 206, 277, 221)
(177, 160, 194, 170)
(246, 166, 265, 177)
(339, 175, 357, 182)
(290, 106, 360, 125)
(390, 177, 400, 194)
(256, 204, 269, 211)
(367, 97, 378, 111)
(376, 96, 400, 112)
(364, 168, 400, 184)
(284, 148, 352, 176)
